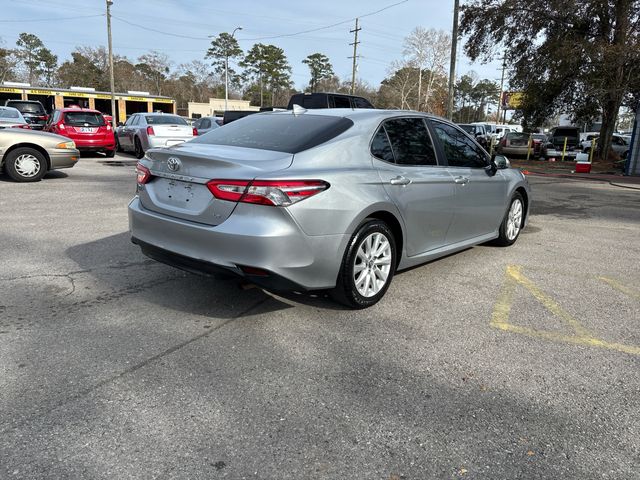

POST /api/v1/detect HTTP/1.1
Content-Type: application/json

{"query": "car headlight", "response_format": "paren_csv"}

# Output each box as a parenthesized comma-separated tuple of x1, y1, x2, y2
(56, 141, 76, 149)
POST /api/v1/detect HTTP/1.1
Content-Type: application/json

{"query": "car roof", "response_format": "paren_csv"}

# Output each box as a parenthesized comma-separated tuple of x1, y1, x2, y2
(137, 112, 179, 116)
(59, 107, 101, 113)
(0, 106, 20, 112)
(267, 108, 446, 123)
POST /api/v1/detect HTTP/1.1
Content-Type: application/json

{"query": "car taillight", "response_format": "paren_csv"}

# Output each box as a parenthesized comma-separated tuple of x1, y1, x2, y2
(38, 115, 48, 121)
(147, 126, 155, 136)
(11, 124, 31, 129)
(59, 123, 66, 130)
(106, 123, 112, 131)
(136, 163, 152, 185)
(207, 179, 329, 206)
(193, 127, 198, 136)
(500, 137, 507, 147)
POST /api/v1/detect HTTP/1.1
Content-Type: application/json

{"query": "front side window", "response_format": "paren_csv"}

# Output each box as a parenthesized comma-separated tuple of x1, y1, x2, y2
(200, 118, 211, 129)
(383, 117, 438, 166)
(431, 120, 488, 168)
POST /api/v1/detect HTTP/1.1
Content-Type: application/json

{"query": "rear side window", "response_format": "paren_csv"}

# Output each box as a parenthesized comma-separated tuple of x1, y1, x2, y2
(63, 111, 105, 126)
(200, 118, 211, 129)
(353, 97, 374, 108)
(330, 96, 351, 108)
(6, 101, 45, 114)
(370, 127, 394, 163)
(382, 118, 438, 166)
(192, 113, 354, 154)
(431, 120, 488, 168)
(145, 115, 187, 125)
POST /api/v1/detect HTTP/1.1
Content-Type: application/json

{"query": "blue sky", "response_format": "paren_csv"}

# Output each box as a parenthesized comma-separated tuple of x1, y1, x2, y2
(0, 0, 502, 91)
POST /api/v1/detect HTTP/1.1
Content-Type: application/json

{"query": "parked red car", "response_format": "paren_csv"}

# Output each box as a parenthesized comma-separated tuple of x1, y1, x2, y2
(45, 108, 115, 157)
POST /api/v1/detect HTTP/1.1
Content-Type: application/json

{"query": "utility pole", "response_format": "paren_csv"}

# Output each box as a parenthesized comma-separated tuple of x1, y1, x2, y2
(106, 0, 116, 129)
(495, 57, 506, 125)
(446, 0, 459, 120)
(349, 18, 361, 95)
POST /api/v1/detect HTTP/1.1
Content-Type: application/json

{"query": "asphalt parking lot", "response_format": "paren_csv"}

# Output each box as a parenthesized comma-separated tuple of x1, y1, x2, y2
(1, 153, 639, 479)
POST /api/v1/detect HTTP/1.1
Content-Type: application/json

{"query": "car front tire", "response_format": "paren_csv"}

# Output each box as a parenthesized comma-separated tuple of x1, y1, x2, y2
(4, 147, 47, 182)
(332, 219, 397, 309)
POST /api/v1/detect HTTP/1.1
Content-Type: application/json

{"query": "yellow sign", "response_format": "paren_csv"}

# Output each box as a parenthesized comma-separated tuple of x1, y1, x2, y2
(501, 91, 524, 109)
(152, 98, 174, 104)
(126, 96, 148, 102)
(0, 87, 22, 94)
(26, 88, 55, 96)
(96, 94, 113, 100)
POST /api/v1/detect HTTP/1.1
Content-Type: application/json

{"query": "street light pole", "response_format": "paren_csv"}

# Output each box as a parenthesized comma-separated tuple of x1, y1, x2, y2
(224, 26, 242, 112)
(106, 0, 116, 130)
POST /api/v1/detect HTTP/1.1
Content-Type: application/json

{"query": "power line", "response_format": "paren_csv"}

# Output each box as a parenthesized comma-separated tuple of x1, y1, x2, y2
(237, 0, 409, 41)
(0, 14, 103, 23)
(111, 16, 210, 41)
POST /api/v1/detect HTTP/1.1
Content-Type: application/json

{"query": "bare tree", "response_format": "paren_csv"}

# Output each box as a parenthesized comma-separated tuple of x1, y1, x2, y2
(403, 27, 451, 111)
(378, 60, 419, 110)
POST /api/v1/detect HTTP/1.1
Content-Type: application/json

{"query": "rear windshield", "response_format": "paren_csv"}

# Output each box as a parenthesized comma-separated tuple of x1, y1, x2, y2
(0, 108, 21, 119)
(145, 115, 187, 125)
(506, 132, 527, 139)
(192, 113, 354, 154)
(64, 111, 105, 126)
(553, 128, 579, 137)
(6, 101, 45, 114)
(458, 124, 474, 133)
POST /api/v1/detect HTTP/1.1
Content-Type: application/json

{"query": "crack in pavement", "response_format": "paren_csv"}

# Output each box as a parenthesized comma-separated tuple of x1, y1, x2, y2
(0, 295, 272, 436)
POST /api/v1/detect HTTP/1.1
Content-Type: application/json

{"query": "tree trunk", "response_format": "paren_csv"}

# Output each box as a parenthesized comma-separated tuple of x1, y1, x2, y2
(598, 0, 630, 162)
(260, 75, 264, 107)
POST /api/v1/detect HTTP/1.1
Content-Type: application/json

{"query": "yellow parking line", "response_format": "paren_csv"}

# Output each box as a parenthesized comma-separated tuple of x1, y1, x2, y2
(598, 276, 640, 301)
(491, 265, 640, 356)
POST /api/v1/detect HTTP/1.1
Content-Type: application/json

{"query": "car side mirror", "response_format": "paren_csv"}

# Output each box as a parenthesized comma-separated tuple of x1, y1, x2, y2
(493, 154, 510, 169)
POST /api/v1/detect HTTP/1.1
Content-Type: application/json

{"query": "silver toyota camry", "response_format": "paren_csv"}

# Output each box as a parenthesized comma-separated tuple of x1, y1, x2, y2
(129, 109, 531, 308)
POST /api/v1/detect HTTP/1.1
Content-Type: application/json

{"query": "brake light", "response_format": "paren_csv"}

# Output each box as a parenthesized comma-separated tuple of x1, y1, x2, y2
(11, 124, 31, 129)
(499, 137, 507, 147)
(207, 179, 329, 206)
(147, 126, 155, 136)
(136, 163, 152, 185)
(106, 123, 112, 131)
(59, 123, 66, 130)
(193, 127, 198, 136)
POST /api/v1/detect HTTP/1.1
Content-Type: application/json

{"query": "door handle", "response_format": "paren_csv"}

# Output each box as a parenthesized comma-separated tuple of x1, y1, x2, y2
(390, 176, 411, 186)
(454, 176, 469, 185)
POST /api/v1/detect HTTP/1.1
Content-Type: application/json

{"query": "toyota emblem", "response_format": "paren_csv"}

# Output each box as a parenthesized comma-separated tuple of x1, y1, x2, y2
(167, 157, 181, 172)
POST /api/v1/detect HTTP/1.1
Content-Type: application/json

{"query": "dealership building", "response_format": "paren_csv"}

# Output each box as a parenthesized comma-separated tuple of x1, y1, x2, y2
(0, 82, 176, 123)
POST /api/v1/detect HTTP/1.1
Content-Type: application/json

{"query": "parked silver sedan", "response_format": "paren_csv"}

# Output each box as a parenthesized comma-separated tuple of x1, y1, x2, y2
(116, 113, 195, 159)
(193, 116, 221, 136)
(0, 129, 79, 182)
(129, 109, 531, 308)
(0, 106, 31, 129)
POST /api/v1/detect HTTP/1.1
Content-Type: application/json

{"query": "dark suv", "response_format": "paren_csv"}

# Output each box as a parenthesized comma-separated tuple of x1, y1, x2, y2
(287, 92, 374, 110)
(4, 100, 48, 130)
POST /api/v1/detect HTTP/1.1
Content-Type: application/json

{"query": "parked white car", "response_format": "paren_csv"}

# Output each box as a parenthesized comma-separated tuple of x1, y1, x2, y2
(116, 113, 196, 159)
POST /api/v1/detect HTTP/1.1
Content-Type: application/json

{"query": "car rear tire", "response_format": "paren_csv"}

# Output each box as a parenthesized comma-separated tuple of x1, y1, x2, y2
(134, 137, 144, 159)
(494, 192, 524, 246)
(4, 147, 47, 182)
(115, 137, 123, 152)
(104, 149, 115, 158)
(332, 219, 396, 309)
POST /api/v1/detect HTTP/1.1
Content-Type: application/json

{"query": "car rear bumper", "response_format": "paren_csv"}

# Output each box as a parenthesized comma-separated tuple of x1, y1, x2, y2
(128, 196, 347, 291)
(73, 138, 116, 151)
(49, 149, 80, 169)
(499, 146, 541, 157)
(148, 137, 192, 149)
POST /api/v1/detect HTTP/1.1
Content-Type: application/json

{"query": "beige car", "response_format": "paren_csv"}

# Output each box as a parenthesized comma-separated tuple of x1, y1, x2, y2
(0, 128, 80, 182)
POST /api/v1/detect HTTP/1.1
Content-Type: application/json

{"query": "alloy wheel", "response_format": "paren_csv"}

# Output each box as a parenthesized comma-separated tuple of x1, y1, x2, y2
(353, 232, 392, 298)
(506, 199, 523, 241)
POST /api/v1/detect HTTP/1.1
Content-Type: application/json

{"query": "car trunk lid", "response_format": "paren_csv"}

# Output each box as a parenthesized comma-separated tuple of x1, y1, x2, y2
(138, 143, 294, 226)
